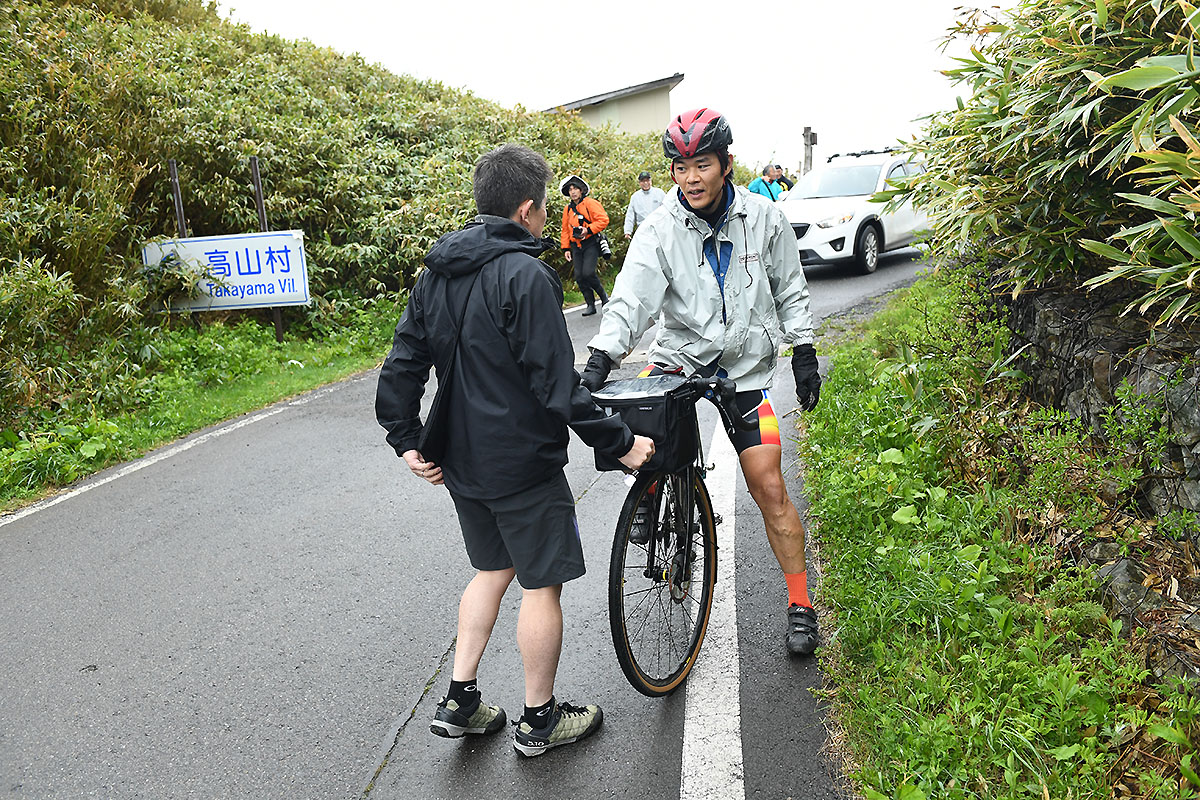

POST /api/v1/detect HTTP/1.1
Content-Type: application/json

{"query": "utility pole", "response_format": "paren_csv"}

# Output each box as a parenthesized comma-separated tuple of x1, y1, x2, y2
(802, 127, 818, 175)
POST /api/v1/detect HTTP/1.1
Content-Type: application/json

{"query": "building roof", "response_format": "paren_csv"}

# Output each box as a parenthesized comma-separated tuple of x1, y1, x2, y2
(544, 73, 685, 113)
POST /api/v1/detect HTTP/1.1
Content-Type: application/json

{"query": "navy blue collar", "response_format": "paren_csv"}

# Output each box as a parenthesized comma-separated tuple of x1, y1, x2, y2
(680, 181, 734, 230)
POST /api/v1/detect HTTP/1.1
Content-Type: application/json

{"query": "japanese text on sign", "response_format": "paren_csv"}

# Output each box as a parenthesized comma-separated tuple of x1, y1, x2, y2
(141, 230, 310, 312)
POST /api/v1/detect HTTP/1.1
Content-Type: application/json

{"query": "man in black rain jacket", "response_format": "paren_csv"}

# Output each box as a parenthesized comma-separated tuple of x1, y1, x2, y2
(376, 143, 654, 756)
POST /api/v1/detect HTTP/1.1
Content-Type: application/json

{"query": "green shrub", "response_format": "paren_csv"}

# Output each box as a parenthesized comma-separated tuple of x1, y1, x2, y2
(0, 255, 82, 419)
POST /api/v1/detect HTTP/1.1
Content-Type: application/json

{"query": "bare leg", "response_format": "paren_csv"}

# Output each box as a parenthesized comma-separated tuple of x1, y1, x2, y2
(517, 584, 564, 707)
(740, 444, 807, 573)
(452, 568, 516, 682)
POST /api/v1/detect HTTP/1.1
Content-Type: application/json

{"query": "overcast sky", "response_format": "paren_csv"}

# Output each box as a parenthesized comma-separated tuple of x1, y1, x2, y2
(216, 0, 1014, 173)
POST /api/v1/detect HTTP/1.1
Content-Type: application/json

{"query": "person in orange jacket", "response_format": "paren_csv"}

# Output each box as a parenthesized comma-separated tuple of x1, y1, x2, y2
(559, 175, 610, 316)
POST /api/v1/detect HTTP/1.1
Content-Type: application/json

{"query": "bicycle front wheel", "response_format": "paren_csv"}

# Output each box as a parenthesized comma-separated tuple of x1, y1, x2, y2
(608, 469, 717, 697)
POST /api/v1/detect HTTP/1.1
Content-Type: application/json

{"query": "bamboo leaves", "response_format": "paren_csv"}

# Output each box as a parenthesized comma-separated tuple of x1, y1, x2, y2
(906, 0, 1200, 327)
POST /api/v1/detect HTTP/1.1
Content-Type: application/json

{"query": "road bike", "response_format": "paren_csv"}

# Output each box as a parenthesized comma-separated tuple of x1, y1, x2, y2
(591, 373, 755, 697)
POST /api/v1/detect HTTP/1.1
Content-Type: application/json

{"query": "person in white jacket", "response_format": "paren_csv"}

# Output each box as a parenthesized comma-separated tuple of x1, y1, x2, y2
(581, 108, 824, 657)
(623, 170, 666, 239)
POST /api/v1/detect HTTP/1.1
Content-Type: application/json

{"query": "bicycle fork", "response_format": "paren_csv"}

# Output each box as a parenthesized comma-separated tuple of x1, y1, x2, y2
(642, 473, 699, 603)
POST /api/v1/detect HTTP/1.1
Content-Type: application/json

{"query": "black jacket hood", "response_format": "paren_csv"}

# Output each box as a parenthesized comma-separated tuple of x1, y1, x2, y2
(424, 215, 548, 278)
(376, 211, 633, 499)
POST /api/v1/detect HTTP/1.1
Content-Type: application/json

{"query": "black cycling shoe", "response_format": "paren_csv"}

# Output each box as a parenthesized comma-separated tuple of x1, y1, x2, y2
(628, 498, 651, 545)
(786, 604, 819, 656)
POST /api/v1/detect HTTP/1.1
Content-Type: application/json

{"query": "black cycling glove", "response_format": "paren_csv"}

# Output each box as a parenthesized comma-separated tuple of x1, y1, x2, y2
(792, 344, 821, 411)
(581, 350, 614, 392)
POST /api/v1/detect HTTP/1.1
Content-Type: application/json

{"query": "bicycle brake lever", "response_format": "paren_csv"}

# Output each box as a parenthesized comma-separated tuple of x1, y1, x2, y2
(713, 377, 757, 432)
(715, 377, 737, 406)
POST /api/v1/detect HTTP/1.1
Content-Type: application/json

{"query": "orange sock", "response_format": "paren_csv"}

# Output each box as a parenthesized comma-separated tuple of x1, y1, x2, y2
(785, 571, 812, 608)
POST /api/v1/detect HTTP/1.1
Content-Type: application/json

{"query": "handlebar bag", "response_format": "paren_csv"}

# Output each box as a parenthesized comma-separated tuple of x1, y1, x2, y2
(591, 374, 698, 473)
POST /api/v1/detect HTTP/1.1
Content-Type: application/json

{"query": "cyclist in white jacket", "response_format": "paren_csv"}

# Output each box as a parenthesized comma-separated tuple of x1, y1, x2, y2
(582, 108, 823, 656)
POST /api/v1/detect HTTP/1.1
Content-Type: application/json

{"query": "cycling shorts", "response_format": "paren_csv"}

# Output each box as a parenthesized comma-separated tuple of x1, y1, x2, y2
(637, 364, 781, 453)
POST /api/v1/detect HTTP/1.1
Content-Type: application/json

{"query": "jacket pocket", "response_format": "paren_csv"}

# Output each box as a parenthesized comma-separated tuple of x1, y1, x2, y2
(746, 307, 780, 362)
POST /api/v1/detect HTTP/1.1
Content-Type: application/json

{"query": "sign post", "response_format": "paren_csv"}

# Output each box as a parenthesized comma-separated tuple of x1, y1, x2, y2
(250, 156, 285, 342)
(169, 159, 188, 237)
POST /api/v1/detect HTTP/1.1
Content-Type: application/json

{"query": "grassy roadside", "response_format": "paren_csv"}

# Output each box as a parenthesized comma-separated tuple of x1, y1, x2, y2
(802, 266, 1199, 798)
(1, 303, 398, 512)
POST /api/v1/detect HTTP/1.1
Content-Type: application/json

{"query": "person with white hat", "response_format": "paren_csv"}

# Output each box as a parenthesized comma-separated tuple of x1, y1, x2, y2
(559, 175, 610, 316)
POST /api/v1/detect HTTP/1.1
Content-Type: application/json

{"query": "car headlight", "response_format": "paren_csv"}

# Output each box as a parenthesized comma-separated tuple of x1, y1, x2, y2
(817, 212, 854, 229)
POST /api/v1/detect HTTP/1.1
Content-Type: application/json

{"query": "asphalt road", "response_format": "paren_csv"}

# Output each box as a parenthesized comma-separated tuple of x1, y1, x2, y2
(0, 250, 929, 799)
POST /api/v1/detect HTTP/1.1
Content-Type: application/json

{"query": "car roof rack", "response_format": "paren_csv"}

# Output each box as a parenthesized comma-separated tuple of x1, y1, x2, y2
(825, 148, 900, 163)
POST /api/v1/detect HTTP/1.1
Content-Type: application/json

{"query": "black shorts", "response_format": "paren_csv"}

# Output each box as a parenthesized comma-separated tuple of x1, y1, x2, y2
(637, 364, 782, 453)
(449, 472, 584, 590)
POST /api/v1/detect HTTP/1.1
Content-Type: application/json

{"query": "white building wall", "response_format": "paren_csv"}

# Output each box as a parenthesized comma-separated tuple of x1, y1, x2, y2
(578, 88, 672, 134)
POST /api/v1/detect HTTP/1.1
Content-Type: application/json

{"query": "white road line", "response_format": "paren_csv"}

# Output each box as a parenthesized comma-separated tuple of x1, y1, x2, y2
(680, 425, 744, 800)
(0, 381, 347, 530)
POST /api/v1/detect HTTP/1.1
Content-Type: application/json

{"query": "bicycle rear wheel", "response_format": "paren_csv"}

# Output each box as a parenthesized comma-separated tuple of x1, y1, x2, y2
(608, 469, 717, 697)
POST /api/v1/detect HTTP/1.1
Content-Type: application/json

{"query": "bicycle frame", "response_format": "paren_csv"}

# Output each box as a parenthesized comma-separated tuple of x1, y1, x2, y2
(640, 415, 711, 592)
(629, 375, 755, 590)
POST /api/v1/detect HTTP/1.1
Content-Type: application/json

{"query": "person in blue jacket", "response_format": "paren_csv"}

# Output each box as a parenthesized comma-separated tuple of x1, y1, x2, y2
(747, 165, 782, 201)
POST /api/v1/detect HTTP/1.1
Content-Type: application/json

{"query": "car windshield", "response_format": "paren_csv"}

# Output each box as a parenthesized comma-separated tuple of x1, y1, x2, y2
(792, 165, 881, 199)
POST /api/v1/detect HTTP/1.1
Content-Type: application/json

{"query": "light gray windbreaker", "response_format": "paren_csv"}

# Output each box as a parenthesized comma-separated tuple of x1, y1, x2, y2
(588, 184, 814, 391)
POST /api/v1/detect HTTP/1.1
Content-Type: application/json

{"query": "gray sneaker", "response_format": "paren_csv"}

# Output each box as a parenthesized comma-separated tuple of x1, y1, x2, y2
(513, 699, 603, 757)
(430, 696, 507, 738)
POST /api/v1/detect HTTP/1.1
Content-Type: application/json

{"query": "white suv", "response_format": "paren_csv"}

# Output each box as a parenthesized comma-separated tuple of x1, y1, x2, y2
(778, 150, 927, 274)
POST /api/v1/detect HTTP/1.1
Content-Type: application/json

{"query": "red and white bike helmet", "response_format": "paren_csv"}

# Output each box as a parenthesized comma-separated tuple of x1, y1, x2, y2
(662, 108, 733, 160)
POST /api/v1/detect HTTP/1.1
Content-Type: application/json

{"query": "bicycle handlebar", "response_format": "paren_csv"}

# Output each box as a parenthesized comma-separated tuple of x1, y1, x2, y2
(682, 375, 759, 434)
(592, 373, 760, 451)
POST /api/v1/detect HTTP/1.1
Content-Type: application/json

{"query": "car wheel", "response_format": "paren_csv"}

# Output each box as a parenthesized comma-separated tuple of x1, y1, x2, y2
(854, 225, 880, 274)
